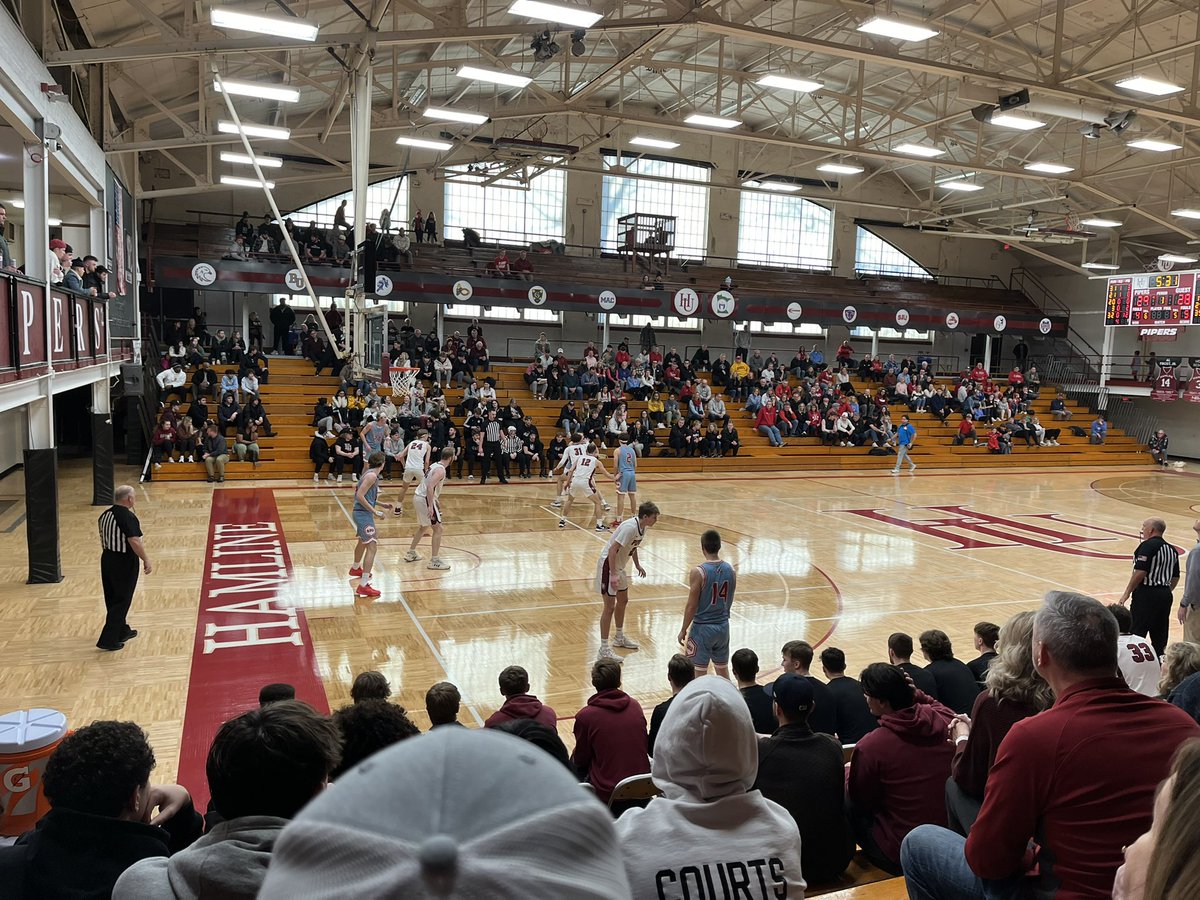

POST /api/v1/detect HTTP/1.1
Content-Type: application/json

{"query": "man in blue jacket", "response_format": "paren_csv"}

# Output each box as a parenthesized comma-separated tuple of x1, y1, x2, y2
(892, 415, 917, 474)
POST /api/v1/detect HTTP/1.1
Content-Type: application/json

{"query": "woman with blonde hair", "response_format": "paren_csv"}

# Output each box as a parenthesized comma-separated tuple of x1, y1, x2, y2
(946, 610, 1055, 835)
(1158, 642, 1200, 699)
(1113, 738, 1200, 899)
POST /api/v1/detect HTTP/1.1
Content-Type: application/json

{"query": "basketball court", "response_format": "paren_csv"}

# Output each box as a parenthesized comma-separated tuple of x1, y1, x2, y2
(0, 460, 1191, 798)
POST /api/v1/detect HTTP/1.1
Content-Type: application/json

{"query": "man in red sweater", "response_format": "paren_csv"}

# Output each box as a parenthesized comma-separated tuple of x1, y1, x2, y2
(902, 591, 1200, 900)
(846, 663, 956, 874)
(572, 658, 650, 803)
(483, 665, 557, 729)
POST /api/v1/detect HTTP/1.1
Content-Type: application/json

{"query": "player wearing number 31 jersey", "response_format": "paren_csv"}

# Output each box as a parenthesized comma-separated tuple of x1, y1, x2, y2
(678, 529, 736, 677)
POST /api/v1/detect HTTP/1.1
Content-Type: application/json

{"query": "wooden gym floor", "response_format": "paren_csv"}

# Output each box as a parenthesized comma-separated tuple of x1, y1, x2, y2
(0, 458, 1192, 791)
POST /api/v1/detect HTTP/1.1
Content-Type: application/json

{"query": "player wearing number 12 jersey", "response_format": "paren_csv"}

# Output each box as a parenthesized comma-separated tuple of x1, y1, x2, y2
(678, 529, 736, 677)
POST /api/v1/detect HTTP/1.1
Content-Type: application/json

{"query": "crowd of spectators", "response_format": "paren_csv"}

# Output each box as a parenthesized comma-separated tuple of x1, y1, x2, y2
(4, 593, 1198, 898)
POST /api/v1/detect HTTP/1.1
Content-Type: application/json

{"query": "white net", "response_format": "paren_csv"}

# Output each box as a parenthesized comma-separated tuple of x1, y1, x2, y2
(389, 367, 420, 399)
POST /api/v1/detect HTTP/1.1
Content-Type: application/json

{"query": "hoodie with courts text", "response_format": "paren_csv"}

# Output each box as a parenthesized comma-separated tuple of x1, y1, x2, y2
(615, 677, 807, 900)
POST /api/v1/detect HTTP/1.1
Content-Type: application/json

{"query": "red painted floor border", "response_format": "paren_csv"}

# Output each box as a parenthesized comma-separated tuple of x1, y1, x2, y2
(176, 488, 329, 810)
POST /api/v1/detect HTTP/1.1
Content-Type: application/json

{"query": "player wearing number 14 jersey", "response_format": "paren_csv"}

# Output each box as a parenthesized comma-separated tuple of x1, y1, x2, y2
(678, 529, 736, 677)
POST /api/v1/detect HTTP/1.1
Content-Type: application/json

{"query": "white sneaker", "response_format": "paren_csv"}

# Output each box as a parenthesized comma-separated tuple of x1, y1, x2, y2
(188, 455, 195, 462)
(313, 473, 319, 482)
(404, 550, 422, 562)
(327, 474, 335, 482)
(427, 558, 451, 570)
(550, 499, 563, 508)
(336, 475, 343, 483)
(612, 634, 640, 650)
(154, 462, 162, 469)
(596, 645, 623, 662)
(352, 474, 358, 484)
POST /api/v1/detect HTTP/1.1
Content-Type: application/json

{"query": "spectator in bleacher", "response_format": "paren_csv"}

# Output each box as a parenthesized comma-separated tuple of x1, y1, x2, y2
(847, 663, 956, 874)
(481, 665, 557, 730)
(1148, 429, 1170, 466)
(63, 257, 92, 295)
(157, 364, 189, 404)
(616, 676, 807, 896)
(885, 632, 939, 697)
(730, 648, 776, 734)
(1090, 413, 1108, 444)
(217, 393, 241, 437)
(0, 201, 17, 270)
(423, 210, 437, 244)
(718, 418, 740, 456)
(113, 701, 340, 899)
(512, 249, 534, 281)
(967, 622, 1000, 683)
(1049, 391, 1072, 420)
(190, 361, 217, 401)
(754, 673, 853, 885)
(1158, 642, 1200, 700)
(269, 298, 296, 354)
(571, 658, 650, 803)
(235, 421, 261, 465)
(224, 234, 250, 261)
(185, 337, 208, 367)
(755, 396, 786, 448)
(47, 237, 69, 283)
(243, 396, 274, 437)
(488, 248, 511, 278)
(919, 629, 982, 714)
(331, 699, 419, 778)
(331, 427, 362, 483)
(819, 647, 878, 743)
(780, 640, 837, 737)
(201, 424, 229, 483)
(0, 720, 202, 897)
(903, 592, 1200, 899)
(151, 416, 177, 468)
(708, 353, 729, 388)
(945, 610, 1053, 836)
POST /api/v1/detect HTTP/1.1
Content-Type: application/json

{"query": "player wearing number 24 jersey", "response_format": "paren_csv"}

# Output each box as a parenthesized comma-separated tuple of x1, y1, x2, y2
(679, 529, 736, 677)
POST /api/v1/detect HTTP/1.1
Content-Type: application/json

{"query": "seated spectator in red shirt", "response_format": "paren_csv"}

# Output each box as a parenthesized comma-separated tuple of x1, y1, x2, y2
(484, 665, 557, 729)
(901, 591, 1200, 900)
(511, 249, 534, 281)
(488, 249, 511, 277)
(846, 663, 956, 874)
(953, 414, 978, 446)
(1007, 366, 1024, 386)
(571, 658, 650, 803)
(944, 611, 1053, 836)
(970, 362, 988, 383)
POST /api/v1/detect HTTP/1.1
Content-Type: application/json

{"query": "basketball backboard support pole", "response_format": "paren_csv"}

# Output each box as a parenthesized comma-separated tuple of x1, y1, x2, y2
(348, 66, 372, 376)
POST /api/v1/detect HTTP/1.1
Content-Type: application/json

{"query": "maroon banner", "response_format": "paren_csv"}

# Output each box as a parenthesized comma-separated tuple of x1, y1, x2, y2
(1185, 374, 1200, 404)
(1151, 371, 1179, 402)
(13, 280, 47, 372)
(0, 277, 10, 373)
(49, 291, 73, 363)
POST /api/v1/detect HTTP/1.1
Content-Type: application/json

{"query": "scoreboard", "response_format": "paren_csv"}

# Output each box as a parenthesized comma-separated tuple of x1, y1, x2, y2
(1105, 271, 1199, 326)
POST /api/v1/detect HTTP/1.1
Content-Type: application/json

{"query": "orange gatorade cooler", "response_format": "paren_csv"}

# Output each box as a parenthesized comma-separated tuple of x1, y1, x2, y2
(0, 708, 69, 836)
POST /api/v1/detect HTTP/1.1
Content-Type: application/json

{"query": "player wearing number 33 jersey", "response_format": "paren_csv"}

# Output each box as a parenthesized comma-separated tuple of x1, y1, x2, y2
(679, 530, 736, 676)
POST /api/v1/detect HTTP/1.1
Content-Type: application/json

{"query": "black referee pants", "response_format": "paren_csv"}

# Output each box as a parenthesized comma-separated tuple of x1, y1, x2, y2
(1131, 585, 1173, 657)
(99, 551, 140, 647)
(480, 441, 506, 482)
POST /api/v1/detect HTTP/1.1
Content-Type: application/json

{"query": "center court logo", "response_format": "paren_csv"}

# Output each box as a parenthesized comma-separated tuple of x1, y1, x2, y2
(840, 505, 1132, 558)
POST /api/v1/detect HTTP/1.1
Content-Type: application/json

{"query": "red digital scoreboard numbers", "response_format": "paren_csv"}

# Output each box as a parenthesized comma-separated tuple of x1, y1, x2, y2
(1105, 271, 1196, 326)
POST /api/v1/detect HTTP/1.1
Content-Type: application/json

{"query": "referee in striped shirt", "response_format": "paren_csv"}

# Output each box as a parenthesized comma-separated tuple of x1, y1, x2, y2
(479, 410, 508, 484)
(96, 484, 153, 651)
(1118, 517, 1180, 657)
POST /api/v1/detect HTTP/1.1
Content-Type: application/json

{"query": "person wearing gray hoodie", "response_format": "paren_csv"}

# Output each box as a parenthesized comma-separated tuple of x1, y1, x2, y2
(113, 701, 341, 899)
(614, 676, 807, 899)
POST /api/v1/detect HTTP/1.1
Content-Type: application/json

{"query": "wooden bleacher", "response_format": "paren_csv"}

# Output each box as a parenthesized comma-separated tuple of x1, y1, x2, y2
(150, 355, 1148, 483)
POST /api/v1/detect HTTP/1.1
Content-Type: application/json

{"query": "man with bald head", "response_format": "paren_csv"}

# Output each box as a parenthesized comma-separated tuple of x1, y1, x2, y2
(1179, 518, 1200, 644)
(1118, 516, 1179, 657)
(96, 485, 153, 651)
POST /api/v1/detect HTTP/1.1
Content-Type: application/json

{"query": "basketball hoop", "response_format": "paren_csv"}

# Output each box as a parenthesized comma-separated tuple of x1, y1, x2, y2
(389, 366, 421, 400)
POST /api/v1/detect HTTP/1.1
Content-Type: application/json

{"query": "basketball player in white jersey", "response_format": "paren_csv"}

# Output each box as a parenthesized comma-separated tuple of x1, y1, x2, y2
(550, 433, 587, 508)
(394, 429, 431, 517)
(405, 446, 453, 570)
(558, 443, 613, 531)
(595, 501, 660, 660)
(612, 434, 638, 529)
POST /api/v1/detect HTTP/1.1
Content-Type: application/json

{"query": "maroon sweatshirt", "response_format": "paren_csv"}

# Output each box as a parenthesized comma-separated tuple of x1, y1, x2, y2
(571, 689, 650, 803)
(966, 677, 1199, 898)
(484, 693, 557, 730)
(951, 689, 1040, 799)
(846, 690, 956, 864)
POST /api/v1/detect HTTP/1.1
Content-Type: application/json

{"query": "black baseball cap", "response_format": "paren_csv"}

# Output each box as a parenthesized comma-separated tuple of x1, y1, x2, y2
(765, 673, 814, 716)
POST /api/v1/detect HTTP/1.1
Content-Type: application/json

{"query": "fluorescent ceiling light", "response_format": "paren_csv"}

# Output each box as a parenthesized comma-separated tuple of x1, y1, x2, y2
(1170, 208, 1200, 220)
(214, 80, 300, 103)
(684, 113, 741, 129)
(745, 180, 801, 193)
(217, 120, 291, 140)
(47, 218, 61, 227)
(1024, 162, 1074, 174)
(857, 17, 938, 42)
(210, 8, 318, 41)
(894, 142, 944, 157)
(1158, 253, 1197, 264)
(1082, 262, 1121, 270)
(629, 136, 680, 149)
(220, 151, 283, 168)
(220, 175, 276, 189)
(395, 136, 454, 151)
(1116, 75, 1184, 96)
(1127, 138, 1181, 152)
(423, 107, 489, 124)
(455, 66, 532, 88)
(817, 162, 865, 174)
(989, 114, 1045, 131)
(756, 74, 823, 92)
(507, 0, 602, 28)
(941, 180, 984, 192)
(1081, 218, 1121, 227)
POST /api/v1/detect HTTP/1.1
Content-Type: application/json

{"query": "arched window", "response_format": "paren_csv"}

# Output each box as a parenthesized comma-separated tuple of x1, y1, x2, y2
(443, 164, 565, 244)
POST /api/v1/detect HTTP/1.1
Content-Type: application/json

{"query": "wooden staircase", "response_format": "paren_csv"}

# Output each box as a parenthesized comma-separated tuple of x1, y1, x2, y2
(150, 357, 1149, 482)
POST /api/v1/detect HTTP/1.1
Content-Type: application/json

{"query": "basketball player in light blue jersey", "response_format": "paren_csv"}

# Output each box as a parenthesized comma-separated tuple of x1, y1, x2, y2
(349, 451, 390, 598)
(678, 529, 736, 677)
(612, 434, 638, 528)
